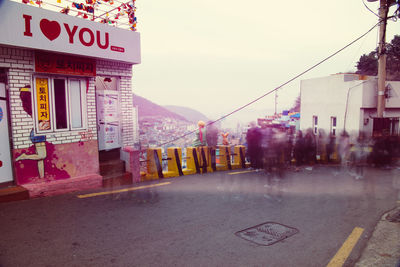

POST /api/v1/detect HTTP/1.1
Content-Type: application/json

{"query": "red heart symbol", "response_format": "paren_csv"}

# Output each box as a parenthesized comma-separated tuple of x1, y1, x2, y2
(40, 19, 61, 41)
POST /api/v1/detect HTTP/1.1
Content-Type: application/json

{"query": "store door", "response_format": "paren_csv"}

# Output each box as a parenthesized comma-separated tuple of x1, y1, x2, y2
(0, 83, 13, 183)
(96, 90, 121, 151)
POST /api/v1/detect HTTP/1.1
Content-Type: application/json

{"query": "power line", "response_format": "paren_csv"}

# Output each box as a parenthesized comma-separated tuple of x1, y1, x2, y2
(150, 22, 380, 150)
(362, 0, 379, 17)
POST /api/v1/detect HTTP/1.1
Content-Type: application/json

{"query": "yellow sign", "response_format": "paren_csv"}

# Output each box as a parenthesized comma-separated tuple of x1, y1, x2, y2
(36, 78, 51, 130)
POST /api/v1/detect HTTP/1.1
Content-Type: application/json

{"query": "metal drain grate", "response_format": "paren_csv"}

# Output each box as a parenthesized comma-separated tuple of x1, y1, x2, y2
(235, 222, 299, 246)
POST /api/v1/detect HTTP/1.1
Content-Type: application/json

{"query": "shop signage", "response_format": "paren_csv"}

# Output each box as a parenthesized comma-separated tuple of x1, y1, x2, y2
(0, 0, 140, 64)
(35, 52, 96, 76)
(35, 78, 51, 130)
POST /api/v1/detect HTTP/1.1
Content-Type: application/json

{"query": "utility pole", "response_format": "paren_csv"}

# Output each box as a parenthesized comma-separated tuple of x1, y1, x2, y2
(274, 90, 278, 115)
(376, 0, 389, 118)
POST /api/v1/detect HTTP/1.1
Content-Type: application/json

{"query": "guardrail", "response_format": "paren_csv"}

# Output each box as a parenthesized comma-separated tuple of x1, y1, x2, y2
(131, 145, 249, 181)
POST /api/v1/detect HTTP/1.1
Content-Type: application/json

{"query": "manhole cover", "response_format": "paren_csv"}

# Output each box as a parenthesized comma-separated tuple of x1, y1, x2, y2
(235, 222, 299, 246)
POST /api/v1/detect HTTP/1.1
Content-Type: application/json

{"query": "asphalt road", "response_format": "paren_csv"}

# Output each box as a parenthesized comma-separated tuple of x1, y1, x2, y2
(0, 166, 399, 267)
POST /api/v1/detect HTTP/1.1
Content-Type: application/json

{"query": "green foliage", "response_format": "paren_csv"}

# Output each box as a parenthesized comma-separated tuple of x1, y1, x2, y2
(356, 35, 400, 81)
(290, 95, 301, 113)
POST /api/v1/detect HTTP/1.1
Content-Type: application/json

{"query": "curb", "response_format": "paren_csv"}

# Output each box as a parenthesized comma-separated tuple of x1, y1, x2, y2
(355, 206, 400, 267)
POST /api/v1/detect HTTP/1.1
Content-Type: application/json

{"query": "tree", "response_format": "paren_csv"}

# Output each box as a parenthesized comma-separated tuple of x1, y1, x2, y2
(356, 51, 378, 76)
(290, 95, 301, 113)
(386, 35, 400, 80)
(356, 35, 400, 81)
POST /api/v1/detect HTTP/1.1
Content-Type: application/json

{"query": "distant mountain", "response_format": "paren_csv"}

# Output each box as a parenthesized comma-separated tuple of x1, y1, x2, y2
(164, 105, 209, 123)
(133, 94, 188, 121)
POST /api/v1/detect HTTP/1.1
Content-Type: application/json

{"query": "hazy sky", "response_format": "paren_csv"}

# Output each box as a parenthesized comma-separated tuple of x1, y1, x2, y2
(133, 0, 398, 124)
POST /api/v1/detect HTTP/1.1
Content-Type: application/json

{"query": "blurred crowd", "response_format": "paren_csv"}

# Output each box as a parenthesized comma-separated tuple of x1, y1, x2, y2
(246, 123, 400, 179)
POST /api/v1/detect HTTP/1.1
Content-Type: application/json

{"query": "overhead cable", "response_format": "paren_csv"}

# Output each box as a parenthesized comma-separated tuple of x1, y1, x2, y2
(151, 21, 381, 150)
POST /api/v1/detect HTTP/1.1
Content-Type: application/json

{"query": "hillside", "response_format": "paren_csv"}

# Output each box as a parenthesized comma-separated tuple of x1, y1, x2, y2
(133, 94, 188, 121)
(164, 105, 209, 123)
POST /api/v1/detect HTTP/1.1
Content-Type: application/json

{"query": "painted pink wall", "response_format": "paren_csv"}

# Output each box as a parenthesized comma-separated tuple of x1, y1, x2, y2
(13, 140, 99, 185)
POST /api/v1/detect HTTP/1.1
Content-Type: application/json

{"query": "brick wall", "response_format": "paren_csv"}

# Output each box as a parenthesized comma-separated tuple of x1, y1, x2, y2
(0, 46, 35, 149)
(0, 46, 136, 151)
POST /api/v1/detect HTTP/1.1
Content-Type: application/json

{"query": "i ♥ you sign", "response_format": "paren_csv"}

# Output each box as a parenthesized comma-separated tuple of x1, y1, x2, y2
(40, 19, 61, 41)
(0, 1, 140, 64)
(23, 14, 124, 52)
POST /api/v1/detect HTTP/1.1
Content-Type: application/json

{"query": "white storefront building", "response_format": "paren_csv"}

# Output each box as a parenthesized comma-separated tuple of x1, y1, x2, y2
(300, 73, 400, 138)
(0, 0, 140, 197)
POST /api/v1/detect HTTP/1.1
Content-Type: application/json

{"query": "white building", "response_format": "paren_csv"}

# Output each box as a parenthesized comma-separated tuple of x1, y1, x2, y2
(300, 74, 400, 138)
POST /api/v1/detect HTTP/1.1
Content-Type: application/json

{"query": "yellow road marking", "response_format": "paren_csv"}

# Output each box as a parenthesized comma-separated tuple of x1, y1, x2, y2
(228, 170, 257, 175)
(326, 227, 364, 267)
(77, 182, 171, 199)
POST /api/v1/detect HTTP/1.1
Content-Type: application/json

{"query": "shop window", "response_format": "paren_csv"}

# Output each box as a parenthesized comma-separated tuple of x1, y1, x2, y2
(312, 115, 318, 135)
(69, 79, 83, 128)
(54, 79, 68, 130)
(330, 116, 337, 136)
(33, 76, 87, 133)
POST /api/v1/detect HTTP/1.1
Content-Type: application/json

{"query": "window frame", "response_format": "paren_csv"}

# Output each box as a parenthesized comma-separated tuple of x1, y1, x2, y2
(312, 115, 318, 135)
(67, 78, 87, 130)
(32, 75, 88, 134)
(330, 116, 337, 136)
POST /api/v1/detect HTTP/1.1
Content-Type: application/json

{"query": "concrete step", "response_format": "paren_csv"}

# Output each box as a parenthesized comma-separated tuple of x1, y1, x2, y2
(0, 185, 30, 203)
(102, 172, 133, 188)
(100, 159, 125, 176)
(99, 149, 120, 162)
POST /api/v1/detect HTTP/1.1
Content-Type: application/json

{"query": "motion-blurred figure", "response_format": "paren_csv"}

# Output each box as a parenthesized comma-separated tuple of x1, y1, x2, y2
(193, 120, 207, 147)
(246, 122, 263, 169)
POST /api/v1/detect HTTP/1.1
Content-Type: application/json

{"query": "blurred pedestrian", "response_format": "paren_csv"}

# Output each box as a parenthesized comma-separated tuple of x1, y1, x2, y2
(246, 122, 263, 169)
(294, 130, 305, 170)
(206, 122, 219, 171)
(193, 120, 207, 147)
(326, 133, 336, 163)
(350, 132, 370, 179)
(206, 121, 219, 148)
(338, 131, 350, 171)
(304, 128, 317, 165)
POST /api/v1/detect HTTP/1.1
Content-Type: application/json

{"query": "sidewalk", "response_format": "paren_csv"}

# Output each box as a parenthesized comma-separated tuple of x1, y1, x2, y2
(355, 206, 400, 267)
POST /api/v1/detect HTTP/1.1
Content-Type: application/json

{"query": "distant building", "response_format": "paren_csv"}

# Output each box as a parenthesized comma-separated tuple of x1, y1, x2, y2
(300, 74, 400, 138)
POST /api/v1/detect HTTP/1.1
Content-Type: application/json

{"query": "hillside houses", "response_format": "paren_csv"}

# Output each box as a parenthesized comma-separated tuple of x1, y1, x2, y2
(139, 117, 196, 149)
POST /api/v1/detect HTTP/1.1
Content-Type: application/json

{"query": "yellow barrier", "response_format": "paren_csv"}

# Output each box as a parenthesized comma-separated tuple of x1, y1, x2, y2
(208, 147, 217, 172)
(198, 146, 210, 173)
(163, 147, 184, 178)
(183, 147, 200, 175)
(231, 145, 246, 169)
(144, 148, 163, 181)
(142, 146, 248, 179)
(217, 145, 232, 171)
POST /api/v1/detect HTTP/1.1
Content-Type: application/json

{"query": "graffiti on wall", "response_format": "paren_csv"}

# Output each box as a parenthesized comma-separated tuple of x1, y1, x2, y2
(15, 85, 48, 178)
(13, 84, 99, 184)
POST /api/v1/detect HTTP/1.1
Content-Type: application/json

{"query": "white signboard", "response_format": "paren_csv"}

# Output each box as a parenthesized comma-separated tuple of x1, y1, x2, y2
(96, 90, 120, 150)
(0, 0, 141, 64)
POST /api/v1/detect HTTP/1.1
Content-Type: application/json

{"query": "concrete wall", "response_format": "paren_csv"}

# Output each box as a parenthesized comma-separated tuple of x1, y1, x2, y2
(300, 74, 359, 135)
(385, 81, 400, 108)
(300, 74, 400, 138)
